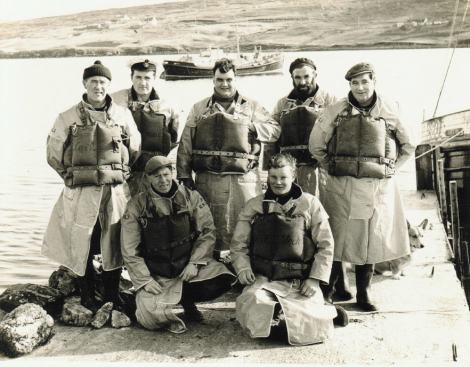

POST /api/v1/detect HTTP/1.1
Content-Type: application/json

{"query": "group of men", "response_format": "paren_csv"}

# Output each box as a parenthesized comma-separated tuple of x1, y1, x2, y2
(41, 55, 415, 346)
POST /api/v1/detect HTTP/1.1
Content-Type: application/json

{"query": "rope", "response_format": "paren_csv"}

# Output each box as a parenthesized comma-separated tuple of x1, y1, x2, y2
(414, 124, 470, 160)
(433, 0, 470, 118)
(347, 309, 469, 316)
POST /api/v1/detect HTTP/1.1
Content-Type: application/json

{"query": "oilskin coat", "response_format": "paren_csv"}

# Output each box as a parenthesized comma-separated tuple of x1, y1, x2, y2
(121, 183, 236, 333)
(266, 88, 336, 197)
(309, 93, 416, 264)
(177, 92, 281, 251)
(42, 95, 141, 276)
(230, 185, 337, 346)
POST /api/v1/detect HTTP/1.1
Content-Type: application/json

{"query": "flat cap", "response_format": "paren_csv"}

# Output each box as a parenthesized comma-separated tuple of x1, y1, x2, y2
(126, 57, 158, 72)
(345, 62, 375, 80)
(289, 58, 316, 74)
(145, 156, 173, 175)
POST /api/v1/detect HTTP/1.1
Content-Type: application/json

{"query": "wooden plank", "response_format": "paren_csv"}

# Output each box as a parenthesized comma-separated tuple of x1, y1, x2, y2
(415, 144, 433, 190)
(460, 241, 470, 310)
(437, 160, 448, 235)
(450, 181, 462, 281)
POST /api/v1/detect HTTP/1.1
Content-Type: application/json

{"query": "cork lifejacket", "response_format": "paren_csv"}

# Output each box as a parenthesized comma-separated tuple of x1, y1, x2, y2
(279, 105, 320, 165)
(327, 106, 397, 179)
(139, 189, 196, 279)
(250, 202, 316, 281)
(193, 96, 259, 174)
(63, 102, 130, 186)
(128, 92, 172, 171)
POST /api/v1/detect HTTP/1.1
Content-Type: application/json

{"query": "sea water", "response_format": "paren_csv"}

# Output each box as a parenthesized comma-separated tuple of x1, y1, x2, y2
(1, 48, 470, 293)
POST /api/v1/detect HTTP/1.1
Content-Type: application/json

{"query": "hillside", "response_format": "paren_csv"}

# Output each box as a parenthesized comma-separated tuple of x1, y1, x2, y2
(0, 0, 469, 58)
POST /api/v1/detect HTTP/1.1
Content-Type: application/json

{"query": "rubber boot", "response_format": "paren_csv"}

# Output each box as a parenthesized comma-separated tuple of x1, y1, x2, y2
(77, 265, 98, 314)
(355, 264, 379, 312)
(320, 261, 342, 304)
(334, 262, 354, 302)
(333, 305, 349, 327)
(102, 268, 123, 311)
(180, 301, 204, 322)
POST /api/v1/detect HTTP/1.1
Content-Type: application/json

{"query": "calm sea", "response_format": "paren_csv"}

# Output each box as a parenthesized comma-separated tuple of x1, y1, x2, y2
(1, 49, 470, 293)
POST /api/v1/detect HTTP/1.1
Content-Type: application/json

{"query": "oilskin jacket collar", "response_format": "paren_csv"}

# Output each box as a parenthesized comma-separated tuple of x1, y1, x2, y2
(81, 93, 114, 113)
(262, 182, 310, 215)
(206, 91, 247, 108)
(347, 90, 378, 116)
(146, 181, 190, 218)
(286, 85, 324, 107)
(130, 86, 159, 102)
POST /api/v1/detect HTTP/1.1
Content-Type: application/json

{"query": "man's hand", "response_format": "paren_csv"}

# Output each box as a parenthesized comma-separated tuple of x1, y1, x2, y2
(300, 278, 320, 298)
(144, 279, 163, 295)
(179, 263, 198, 282)
(179, 178, 195, 190)
(238, 269, 256, 285)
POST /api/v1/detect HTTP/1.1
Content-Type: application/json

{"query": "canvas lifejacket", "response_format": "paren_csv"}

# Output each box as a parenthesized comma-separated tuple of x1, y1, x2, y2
(250, 202, 316, 281)
(279, 104, 321, 165)
(63, 102, 130, 186)
(138, 187, 197, 279)
(327, 105, 397, 179)
(128, 91, 172, 171)
(193, 96, 260, 174)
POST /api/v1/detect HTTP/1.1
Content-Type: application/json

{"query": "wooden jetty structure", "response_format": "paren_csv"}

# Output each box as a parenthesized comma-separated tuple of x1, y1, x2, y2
(416, 109, 470, 308)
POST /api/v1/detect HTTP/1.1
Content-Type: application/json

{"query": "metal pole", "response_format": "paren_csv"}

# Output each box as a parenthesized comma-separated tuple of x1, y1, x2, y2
(437, 160, 448, 235)
(450, 181, 462, 280)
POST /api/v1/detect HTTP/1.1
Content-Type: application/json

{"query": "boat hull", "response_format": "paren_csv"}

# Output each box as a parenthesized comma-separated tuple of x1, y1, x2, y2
(162, 57, 284, 80)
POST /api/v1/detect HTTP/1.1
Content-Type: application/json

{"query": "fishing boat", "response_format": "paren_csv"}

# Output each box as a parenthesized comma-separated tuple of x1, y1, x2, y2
(161, 45, 284, 80)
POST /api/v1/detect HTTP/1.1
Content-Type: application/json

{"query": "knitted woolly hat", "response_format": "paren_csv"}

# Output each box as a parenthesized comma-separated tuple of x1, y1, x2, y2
(83, 60, 112, 81)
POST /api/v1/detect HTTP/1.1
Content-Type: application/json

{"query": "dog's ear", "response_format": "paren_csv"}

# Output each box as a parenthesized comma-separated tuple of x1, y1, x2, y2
(407, 219, 411, 230)
(419, 219, 429, 230)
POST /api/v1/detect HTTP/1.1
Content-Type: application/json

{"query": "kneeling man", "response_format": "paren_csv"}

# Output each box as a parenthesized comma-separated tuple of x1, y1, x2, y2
(230, 153, 347, 346)
(121, 156, 236, 333)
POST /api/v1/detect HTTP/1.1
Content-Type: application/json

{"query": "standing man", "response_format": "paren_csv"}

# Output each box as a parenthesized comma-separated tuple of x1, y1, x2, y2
(121, 156, 236, 333)
(230, 153, 347, 346)
(42, 60, 141, 313)
(112, 58, 180, 197)
(177, 58, 281, 259)
(309, 62, 415, 312)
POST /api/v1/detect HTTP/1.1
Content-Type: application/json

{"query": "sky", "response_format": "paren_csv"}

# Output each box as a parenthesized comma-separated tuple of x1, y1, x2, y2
(0, 0, 187, 23)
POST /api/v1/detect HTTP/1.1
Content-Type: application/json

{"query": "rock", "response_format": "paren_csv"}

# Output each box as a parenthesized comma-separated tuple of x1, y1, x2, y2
(60, 303, 93, 327)
(48, 266, 78, 297)
(111, 310, 131, 328)
(64, 295, 81, 305)
(0, 310, 7, 323)
(0, 284, 64, 315)
(0, 303, 54, 357)
(91, 302, 113, 329)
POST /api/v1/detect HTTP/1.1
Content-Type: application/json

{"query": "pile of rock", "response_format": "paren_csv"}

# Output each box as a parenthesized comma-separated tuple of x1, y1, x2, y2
(0, 265, 136, 357)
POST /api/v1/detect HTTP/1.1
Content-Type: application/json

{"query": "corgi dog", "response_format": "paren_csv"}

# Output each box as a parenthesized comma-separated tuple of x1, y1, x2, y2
(374, 219, 428, 280)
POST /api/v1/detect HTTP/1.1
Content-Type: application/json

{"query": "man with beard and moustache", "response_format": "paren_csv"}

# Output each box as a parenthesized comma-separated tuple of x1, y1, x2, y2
(266, 58, 353, 304)
(177, 58, 280, 260)
(230, 153, 348, 346)
(309, 62, 415, 312)
(42, 60, 141, 314)
(112, 58, 180, 197)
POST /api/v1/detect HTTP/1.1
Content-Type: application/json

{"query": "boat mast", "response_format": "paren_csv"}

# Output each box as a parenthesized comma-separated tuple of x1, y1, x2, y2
(236, 25, 240, 60)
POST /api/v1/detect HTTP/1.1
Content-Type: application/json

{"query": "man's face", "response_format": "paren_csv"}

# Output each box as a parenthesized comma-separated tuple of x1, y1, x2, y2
(349, 73, 376, 107)
(268, 166, 295, 196)
(132, 70, 156, 97)
(82, 76, 110, 105)
(213, 69, 236, 97)
(292, 65, 317, 97)
(148, 166, 173, 194)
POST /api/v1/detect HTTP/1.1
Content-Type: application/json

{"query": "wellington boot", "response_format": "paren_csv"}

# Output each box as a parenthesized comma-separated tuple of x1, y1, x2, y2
(320, 261, 342, 304)
(333, 305, 349, 327)
(77, 274, 98, 314)
(334, 262, 354, 302)
(181, 302, 204, 322)
(103, 268, 123, 311)
(355, 264, 379, 312)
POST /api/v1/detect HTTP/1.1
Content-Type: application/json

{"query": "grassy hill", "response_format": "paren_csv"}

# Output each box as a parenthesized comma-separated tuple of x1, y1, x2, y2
(0, 0, 468, 58)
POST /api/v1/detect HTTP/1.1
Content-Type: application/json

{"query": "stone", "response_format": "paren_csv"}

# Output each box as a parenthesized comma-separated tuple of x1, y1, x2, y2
(60, 303, 93, 327)
(0, 310, 7, 323)
(111, 310, 132, 328)
(64, 295, 81, 305)
(0, 284, 64, 315)
(0, 303, 54, 357)
(91, 302, 113, 329)
(48, 266, 78, 297)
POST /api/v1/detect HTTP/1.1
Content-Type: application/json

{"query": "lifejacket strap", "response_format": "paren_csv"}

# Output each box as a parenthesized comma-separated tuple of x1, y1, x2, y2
(252, 255, 310, 270)
(193, 150, 260, 161)
(280, 145, 309, 151)
(67, 164, 124, 172)
(332, 156, 395, 166)
(142, 231, 197, 253)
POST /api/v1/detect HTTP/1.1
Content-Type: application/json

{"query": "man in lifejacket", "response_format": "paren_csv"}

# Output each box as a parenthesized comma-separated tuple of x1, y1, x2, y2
(309, 62, 416, 312)
(112, 57, 180, 197)
(121, 156, 236, 333)
(177, 58, 281, 259)
(42, 60, 141, 314)
(230, 153, 348, 346)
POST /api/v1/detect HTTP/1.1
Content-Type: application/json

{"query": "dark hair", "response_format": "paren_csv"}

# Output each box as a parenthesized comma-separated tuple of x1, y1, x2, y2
(212, 58, 237, 75)
(267, 153, 297, 172)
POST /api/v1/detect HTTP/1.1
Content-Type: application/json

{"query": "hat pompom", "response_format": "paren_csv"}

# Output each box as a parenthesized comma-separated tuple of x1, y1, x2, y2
(94, 60, 102, 65)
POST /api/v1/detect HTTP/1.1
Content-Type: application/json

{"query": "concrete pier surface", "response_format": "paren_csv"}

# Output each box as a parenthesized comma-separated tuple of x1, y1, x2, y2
(1, 190, 469, 365)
